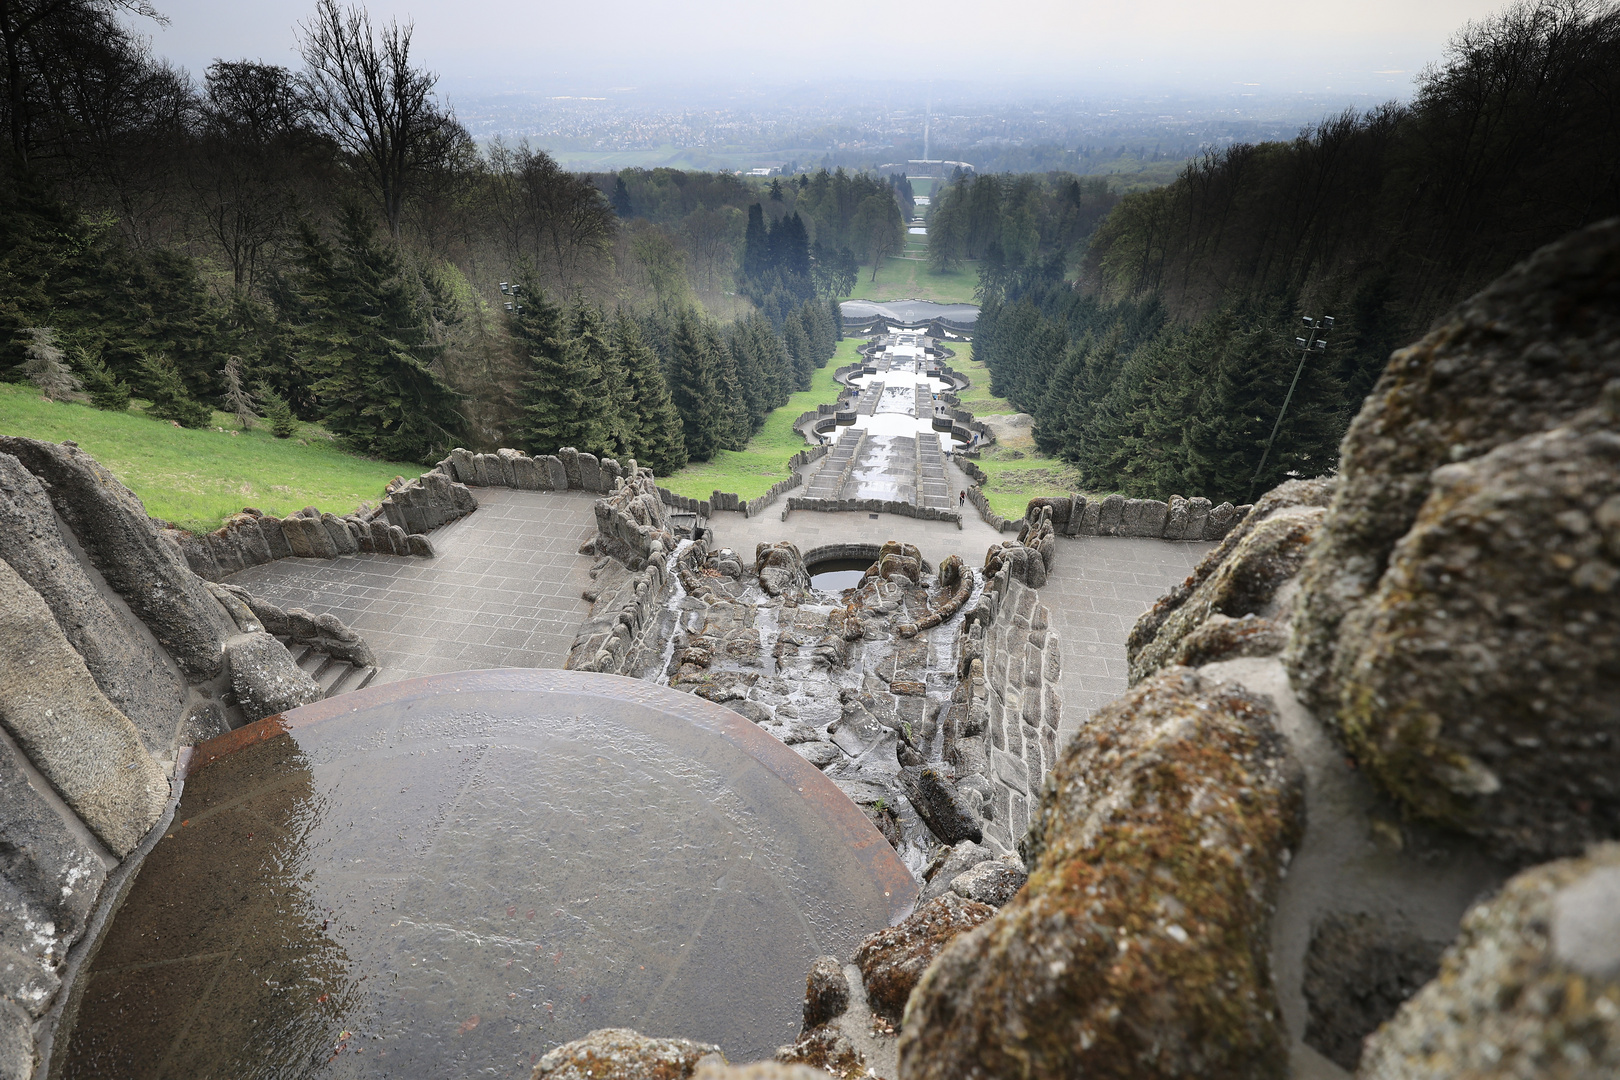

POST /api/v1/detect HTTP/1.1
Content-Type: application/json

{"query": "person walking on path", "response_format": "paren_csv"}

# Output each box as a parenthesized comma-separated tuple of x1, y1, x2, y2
(959, 490, 966, 507)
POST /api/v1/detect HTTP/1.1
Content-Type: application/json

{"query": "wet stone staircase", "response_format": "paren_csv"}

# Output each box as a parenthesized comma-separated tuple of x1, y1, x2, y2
(805, 428, 867, 499)
(283, 638, 379, 699)
(916, 434, 954, 511)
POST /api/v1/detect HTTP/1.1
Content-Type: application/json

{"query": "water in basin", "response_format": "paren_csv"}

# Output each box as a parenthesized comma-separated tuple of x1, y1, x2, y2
(61, 670, 915, 1078)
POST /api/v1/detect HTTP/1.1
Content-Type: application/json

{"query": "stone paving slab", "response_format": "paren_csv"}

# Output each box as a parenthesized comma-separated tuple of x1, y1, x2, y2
(226, 488, 599, 683)
(1043, 535, 1212, 743)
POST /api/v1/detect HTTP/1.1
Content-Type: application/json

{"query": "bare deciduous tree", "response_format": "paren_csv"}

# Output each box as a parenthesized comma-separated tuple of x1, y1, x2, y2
(297, 0, 462, 237)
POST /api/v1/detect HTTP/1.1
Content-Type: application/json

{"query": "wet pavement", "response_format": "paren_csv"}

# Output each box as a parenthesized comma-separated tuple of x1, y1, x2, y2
(1042, 536, 1212, 741)
(227, 488, 600, 682)
(61, 670, 915, 1077)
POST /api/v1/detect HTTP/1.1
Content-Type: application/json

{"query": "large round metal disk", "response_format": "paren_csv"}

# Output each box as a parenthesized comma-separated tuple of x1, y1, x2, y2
(62, 669, 916, 1077)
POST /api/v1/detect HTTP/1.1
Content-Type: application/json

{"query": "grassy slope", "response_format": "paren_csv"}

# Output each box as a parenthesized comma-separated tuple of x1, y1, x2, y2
(847, 256, 979, 305)
(0, 382, 419, 534)
(657, 339, 854, 499)
(949, 349, 1086, 519)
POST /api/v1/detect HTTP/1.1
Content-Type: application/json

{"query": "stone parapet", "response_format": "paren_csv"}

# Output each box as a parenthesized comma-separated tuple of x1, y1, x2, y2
(784, 496, 964, 527)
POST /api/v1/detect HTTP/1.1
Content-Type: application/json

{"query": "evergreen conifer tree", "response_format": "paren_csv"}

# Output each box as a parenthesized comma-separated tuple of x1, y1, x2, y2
(611, 175, 633, 217)
(140, 351, 212, 427)
(220, 355, 257, 429)
(708, 320, 751, 450)
(515, 277, 599, 455)
(782, 316, 813, 391)
(568, 301, 629, 458)
(295, 210, 465, 462)
(828, 296, 844, 341)
(256, 382, 299, 438)
(670, 309, 722, 461)
(611, 312, 687, 475)
(80, 349, 131, 412)
(22, 328, 80, 401)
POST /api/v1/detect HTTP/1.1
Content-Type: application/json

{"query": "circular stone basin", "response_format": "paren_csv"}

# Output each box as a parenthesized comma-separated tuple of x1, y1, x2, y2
(61, 670, 916, 1078)
(808, 557, 873, 592)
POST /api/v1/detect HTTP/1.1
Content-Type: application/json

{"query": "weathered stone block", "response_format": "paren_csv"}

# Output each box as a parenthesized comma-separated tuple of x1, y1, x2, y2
(0, 734, 107, 1024)
(855, 893, 997, 1023)
(495, 447, 521, 487)
(560, 447, 582, 488)
(511, 453, 541, 490)
(1359, 843, 1620, 1080)
(0, 558, 169, 855)
(449, 447, 476, 484)
(0, 454, 187, 755)
(0, 437, 234, 681)
(1096, 493, 1126, 535)
(901, 667, 1303, 1080)
(990, 746, 1028, 795)
(226, 632, 322, 723)
(1204, 501, 1239, 539)
(321, 513, 359, 555)
(1331, 397, 1620, 862)
(1121, 498, 1170, 537)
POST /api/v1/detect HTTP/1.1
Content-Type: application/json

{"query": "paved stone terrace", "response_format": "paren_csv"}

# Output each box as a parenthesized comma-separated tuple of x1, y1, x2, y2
(223, 480, 1208, 739)
(226, 487, 599, 682)
(1043, 535, 1212, 742)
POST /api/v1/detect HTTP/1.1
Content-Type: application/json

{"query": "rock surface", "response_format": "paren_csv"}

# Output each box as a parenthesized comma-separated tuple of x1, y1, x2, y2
(1358, 843, 1620, 1079)
(854, 892, 996, 1025)
(801, 955, 850, 1032)
(900, 667, 1304, 1080)
(0, 558, 168, 855)
(531, 1028, 723, 1079)
(947, 855, 1027, 908)
(1286, 218, 1620, 719)
(1302, 913, 1446, 1072)
(918, 840, 995, 903)
(0, 735, 108, 1034)
(1331, 391, 1620, 862)
(0, 437, 235, 681)
(0, 453, 186, 756)
(1128, 478, 1332, 685)
(225, 632, 324, 723)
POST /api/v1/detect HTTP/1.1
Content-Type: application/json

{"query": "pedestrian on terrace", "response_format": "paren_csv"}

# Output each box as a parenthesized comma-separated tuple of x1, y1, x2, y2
(959, 490, 966, 507)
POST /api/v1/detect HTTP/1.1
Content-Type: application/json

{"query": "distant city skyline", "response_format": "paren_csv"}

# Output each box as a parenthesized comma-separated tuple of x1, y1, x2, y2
(138, 0, 1517, 99)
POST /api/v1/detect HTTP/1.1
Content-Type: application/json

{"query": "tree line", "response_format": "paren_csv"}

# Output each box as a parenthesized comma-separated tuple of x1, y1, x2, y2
(927, 172, 1119, 280)
(0, 0, 895, 471)
(974, 0, 1620, 503)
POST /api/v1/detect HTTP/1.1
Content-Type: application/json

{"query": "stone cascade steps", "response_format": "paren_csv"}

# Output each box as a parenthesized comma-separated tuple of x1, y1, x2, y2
(854, 381, 885, 416)
(288, 640, 379, 699)
(804, 428, 867, 499)
(839, 434, 919, 503)
(916, 433, 955, 510)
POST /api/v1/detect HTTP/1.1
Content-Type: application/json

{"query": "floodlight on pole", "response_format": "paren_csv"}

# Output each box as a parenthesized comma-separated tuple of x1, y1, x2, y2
(1250, 315, 1332, 500)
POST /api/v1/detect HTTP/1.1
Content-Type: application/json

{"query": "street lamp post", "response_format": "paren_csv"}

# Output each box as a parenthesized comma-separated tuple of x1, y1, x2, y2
(1250, 315, 1332, 500)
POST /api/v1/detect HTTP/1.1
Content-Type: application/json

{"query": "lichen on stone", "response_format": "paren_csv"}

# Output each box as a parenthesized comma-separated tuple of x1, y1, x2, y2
(898, 667, 1303, 1080)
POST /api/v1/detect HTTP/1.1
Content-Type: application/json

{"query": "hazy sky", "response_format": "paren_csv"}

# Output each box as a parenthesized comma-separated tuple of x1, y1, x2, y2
(139, 0, 1519, 98)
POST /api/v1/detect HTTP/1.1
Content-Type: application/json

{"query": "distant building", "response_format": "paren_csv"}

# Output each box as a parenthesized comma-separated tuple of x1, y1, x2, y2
(877, 159, 976, 179)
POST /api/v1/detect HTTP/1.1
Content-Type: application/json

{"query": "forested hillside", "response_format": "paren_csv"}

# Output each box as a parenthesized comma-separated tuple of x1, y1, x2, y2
(975, 0, 1620, 501)
(0, 0, 863, 471)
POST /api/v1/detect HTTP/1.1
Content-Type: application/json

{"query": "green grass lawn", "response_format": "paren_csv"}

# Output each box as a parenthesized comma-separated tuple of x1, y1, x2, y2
(949, 349, 1014, 415)
(0, 382, 420, 534)
(657, 339, 860, 500)
(847, 257, 979, 305)
(941, 352, 1087, 518)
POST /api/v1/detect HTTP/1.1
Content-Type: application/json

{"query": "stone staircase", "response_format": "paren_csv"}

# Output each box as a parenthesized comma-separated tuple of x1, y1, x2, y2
(805, 427, 867, 499)
(283, 638, 379, 699)
(916, 433, 954, 511)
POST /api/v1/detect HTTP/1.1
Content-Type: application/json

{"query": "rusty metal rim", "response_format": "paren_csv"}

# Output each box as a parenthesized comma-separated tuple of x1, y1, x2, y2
(187, 668, 918, 923)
